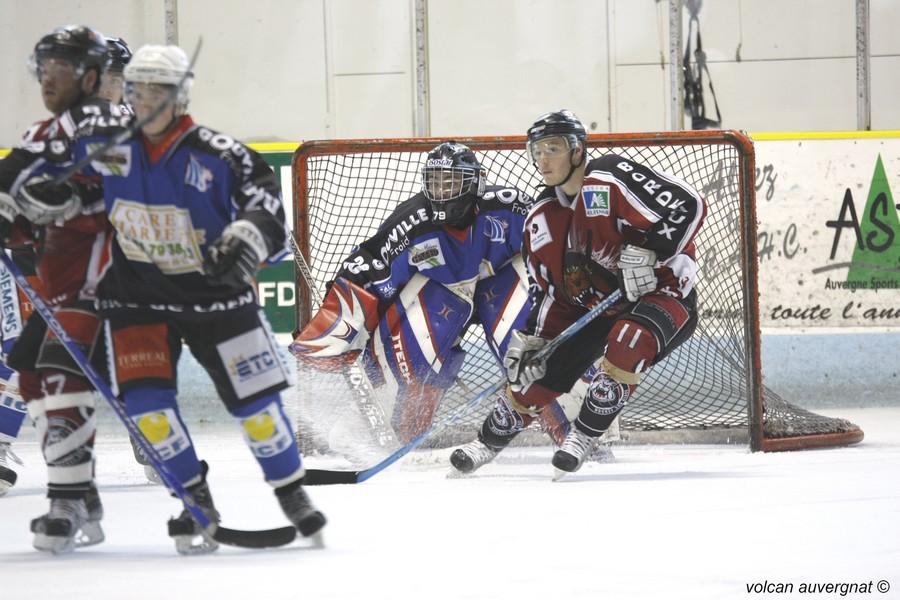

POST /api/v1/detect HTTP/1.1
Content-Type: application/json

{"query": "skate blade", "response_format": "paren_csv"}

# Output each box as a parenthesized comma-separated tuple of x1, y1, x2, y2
(32, 520, 105, 553)
(552, 468, 573, 482)
(446, 468, 471, 479)
(587, 445, 616, 464)
(75, 521, 105, 548)
(302, 531, 325, 550)
(144, 465, 163, 485)
(174, 531, 220, 555)
(0, 480, 12, 496)
(33, 532, 76, 554)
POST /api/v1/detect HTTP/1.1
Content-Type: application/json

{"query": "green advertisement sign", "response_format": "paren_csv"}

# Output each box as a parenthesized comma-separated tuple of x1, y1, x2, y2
(258, 147, 300, 334)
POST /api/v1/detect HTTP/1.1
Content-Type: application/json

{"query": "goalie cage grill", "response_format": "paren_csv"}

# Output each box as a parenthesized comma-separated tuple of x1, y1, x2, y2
(291, 131, 863, 453)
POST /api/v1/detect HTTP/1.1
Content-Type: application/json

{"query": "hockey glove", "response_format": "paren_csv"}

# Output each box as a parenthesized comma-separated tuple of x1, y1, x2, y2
(0, 192, 20, 243)
(15, 174, 83, 225)
(617, 244, 657, 302)
(503, 330, 548, 391)
(203, 220, 269, 290)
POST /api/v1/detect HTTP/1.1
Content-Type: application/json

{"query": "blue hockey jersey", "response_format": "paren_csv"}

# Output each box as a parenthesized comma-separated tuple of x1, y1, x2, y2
(73, 115, 286, 309)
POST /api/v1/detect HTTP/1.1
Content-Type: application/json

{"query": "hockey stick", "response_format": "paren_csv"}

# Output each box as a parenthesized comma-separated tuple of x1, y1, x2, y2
(49, 38, 203, 186)
(302, 289, 625, 485)
(288, 233, 398, 449)
(0, 252, 297, 549)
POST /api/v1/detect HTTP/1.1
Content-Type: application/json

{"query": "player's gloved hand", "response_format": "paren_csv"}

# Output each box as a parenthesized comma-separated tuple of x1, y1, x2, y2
(203, 220, 268, 290)
(617, 244, 657, 302)
(504, 330, 548, 391)
(0, 192, 21, 243)
(15, 174, 83, 225)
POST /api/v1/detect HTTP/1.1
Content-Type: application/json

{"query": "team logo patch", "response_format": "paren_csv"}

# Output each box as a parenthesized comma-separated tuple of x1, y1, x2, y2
(408, 239, 446, 269)
(133, 408, 191, 459)
(88, 143, 132, 177)
(218, 327, 288, 398)
(185, 154, 214, 192)
(528, 213, 553, 250)
(241, 404, 294, 458)
(109, 199, 207, 275)
(483, 215, 509, 243)
(582, 185, 610, 217)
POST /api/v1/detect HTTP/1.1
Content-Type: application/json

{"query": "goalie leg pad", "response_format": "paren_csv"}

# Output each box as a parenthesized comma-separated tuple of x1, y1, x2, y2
(372, 275, 472, 441)
(124, 386, 202, 486)
(291, 277, 380, 367)
(230, 394, 304, 488)
(28, 391, 98, 494)
(472, 257, 531, 361)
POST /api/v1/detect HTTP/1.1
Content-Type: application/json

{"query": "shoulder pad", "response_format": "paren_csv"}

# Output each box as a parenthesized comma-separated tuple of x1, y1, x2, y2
(191, 126, 259, 178)
(479, 185, 532, 211)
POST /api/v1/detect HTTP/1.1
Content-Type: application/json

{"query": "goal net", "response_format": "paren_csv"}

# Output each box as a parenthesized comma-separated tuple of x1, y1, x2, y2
(289, 131, 863, 460)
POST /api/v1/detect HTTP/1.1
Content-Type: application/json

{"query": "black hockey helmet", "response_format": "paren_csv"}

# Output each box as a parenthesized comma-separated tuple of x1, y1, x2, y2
(421, 141, 485, 228)
(526, 110, 588, 184)
(29, 25, 109, 91)
(106, 37, 132, 72)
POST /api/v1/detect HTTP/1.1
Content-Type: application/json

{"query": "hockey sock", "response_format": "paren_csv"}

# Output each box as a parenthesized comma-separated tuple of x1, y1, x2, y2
(231, 394, 303, 488)
(478, 391, 531, 450)
(575, 371, 634, 436)
(28, 391, 98, 497)
(124, 386, 202, 485)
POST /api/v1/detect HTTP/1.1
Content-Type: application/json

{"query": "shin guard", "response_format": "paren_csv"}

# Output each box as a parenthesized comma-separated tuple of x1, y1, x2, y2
(124, 386, 202, 486)
(29, 391, 98, 497)
(231, 394, 303, 488)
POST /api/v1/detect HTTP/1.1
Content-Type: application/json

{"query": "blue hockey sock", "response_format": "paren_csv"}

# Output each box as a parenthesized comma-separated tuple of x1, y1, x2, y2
(231, 394, 303, 487)
(124, 386, 202, 485)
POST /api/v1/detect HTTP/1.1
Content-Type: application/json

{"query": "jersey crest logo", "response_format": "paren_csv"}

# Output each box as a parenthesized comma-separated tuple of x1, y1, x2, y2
(582, 185, 610, 217)
(409, 239, 446, 269)
(185, 154, 214, 192)
(483, 215, 509, 243)
(528, 213, 553, 251)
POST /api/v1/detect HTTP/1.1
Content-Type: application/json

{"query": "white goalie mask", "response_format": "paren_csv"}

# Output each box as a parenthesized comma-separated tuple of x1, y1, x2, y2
(124, 44, 193, 111)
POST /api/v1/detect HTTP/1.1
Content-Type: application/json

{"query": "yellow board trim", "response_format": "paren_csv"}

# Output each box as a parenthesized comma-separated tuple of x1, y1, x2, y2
(3, 131, 900, 158)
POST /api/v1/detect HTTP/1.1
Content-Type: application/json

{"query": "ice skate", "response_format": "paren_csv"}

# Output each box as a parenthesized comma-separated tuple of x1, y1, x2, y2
(0, 442, 22, 496)
(31, 496, 105, 554)
(449, 438, 499, 475)
(276, 480, 326, 546)
(552, 427, 595, 479)
(129, 435, 163, 484)
(167, 468, 220, 555)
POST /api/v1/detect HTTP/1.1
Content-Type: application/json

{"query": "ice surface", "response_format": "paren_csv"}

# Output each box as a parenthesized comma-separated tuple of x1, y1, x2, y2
(1, 408, 898, 600)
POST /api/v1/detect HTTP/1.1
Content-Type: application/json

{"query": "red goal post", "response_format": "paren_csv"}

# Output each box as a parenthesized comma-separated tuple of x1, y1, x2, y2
(291, 131, 863, 453)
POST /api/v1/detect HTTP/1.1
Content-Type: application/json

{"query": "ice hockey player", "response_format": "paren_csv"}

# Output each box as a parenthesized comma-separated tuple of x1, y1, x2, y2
(291, 141, 577, 447)
(98, 37, 133, 111)
(451, 109, 706, 477)
(76, 44, 323, 553)
(0, 25, 119, 551)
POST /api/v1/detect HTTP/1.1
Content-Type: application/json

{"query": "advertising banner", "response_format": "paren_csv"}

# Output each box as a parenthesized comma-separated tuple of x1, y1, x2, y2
(753, 136, 900, 329)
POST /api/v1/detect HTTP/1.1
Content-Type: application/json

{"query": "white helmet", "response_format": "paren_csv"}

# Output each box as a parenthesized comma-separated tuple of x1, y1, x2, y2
(124, 44, 192, 108)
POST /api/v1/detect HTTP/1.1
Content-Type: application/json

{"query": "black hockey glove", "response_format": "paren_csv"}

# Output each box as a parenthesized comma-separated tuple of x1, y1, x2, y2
(15, 174, 83, 225)
(203, 220, 269, 290)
